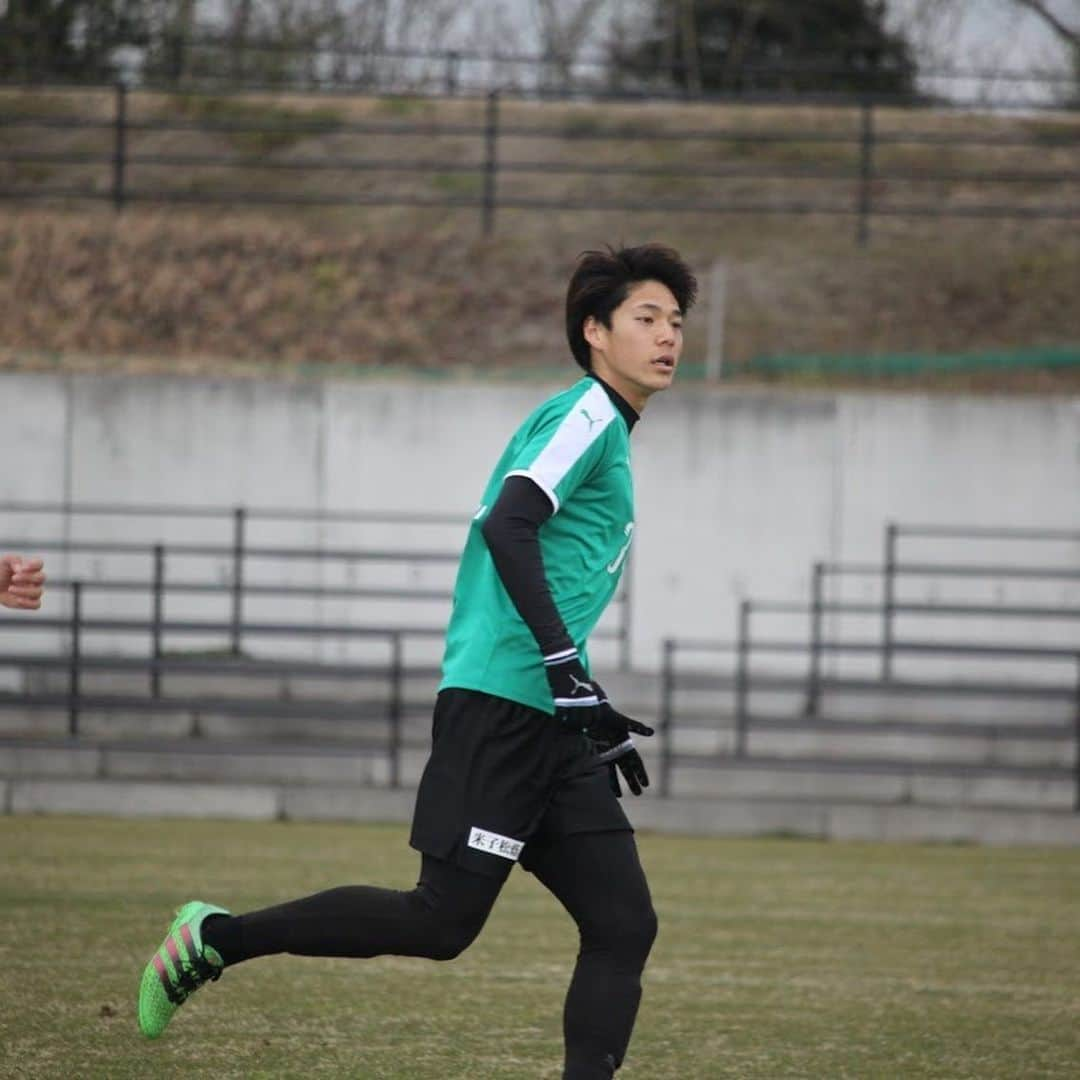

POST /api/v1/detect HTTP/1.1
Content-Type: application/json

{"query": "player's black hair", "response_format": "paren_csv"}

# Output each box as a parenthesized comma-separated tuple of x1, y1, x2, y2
(565, 244, 697, 372)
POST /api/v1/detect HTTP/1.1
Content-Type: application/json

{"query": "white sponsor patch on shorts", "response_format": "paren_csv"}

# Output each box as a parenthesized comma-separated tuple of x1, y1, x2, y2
(467, 826, 524, 862)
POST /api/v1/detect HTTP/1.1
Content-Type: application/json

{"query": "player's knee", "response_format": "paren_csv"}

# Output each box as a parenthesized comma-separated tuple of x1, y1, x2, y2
(587, 898, 657, 968)
(424, 923, 476, 961)
(622, 900, 658, 965)
(424, 911, 486, 961)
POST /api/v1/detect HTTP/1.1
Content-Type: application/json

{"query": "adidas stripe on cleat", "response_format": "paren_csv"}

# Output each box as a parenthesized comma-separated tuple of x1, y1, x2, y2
(138, 900, 230, 1039)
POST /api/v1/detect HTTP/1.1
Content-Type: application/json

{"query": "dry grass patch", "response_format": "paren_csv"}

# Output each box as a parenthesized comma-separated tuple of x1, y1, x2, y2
(0, 85, 1076, 386)
(1, 203, 1074, 383)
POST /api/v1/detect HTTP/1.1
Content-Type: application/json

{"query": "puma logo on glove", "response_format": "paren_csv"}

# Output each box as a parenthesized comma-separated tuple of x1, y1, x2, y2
(542, 647, 654, 797)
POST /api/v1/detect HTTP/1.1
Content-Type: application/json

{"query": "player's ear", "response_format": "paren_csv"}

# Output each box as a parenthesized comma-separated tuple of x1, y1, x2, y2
(583, 315, 605, 352)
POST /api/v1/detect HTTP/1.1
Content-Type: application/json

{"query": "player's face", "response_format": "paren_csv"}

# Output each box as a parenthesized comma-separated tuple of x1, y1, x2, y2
(584, 280, 684, 412)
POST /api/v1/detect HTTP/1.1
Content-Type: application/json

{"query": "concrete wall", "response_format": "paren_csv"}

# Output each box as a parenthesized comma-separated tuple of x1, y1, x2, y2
(1, 372, 1077, 680)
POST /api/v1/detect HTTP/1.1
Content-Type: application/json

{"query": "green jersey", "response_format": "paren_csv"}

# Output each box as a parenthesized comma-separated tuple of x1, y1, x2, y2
(440, 376, 635, 714)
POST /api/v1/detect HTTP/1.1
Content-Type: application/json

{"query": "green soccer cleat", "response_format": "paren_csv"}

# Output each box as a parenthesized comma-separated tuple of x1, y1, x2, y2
(138, 900, 230, 1039)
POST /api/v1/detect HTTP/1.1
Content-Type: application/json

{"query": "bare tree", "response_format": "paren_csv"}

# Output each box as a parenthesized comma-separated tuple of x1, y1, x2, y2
(887, 0, 1078, 104)
(889, 0, 1078, 56)
(346, 0, 462, 89)
(205, 1, 465, 88)
(533, 0, 611, 91)
(1010, 0, 1078, 49)
(172, 0, 197, 78)
(721, 0, 770, 91)
(678, 0, 703, 96)
(225, 0, 255, 79)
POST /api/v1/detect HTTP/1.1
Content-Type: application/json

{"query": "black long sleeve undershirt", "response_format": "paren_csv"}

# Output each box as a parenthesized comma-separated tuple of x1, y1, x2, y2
(480, 475, 574, 658)
(480, 374, 639, 660)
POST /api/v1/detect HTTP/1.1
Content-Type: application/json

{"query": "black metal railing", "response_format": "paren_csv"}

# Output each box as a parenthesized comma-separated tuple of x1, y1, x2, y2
(3, 510, 1077, 805)
(0, 500, 634, 668)
(2, 580, 440, 788)
(658, 523, 1080, 805)
(0, 536, 461, 656)
(2, 83, 1077, 245)
(0, 577, 627, 788)
(0, 501, 633, 782)
(660, 617, 1080, 803)
(879, 523, 1080, 679)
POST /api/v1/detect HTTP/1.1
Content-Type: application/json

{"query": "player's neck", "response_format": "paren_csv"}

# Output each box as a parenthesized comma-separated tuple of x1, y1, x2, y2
(587, 373, 640, 430)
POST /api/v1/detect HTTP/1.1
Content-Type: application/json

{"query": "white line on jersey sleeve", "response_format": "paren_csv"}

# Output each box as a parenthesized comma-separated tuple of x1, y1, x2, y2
(506, 382, 616, 514)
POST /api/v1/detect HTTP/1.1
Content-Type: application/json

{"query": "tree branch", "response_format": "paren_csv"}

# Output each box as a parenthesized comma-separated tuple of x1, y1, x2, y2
(723, 0, 770, 90)
(1010, 0, 1079, 49)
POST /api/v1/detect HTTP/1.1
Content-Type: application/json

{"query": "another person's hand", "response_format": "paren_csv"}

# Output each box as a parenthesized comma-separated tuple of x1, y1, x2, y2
(0, 555, 46, 610)
(544, 647, 654, 796)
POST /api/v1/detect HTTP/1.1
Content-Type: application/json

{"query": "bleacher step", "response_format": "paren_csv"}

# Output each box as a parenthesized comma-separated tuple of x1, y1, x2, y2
(670, 756, 1074, 811)
(4, 776, 1079, 847)
(2, 735, 1073, 813)
(667, 720, 1073, 768)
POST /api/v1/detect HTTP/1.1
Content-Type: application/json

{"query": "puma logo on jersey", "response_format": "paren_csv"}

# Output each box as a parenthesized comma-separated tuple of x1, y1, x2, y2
(579, 408, 602, 432)
(569, 673, 594, 696)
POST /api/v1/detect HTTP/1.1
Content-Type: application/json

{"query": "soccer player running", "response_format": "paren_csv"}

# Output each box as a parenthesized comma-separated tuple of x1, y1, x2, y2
(138, 243, 696, 1080)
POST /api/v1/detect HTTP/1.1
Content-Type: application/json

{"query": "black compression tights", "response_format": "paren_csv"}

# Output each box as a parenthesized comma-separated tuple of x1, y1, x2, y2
(201, 831, 657, 1080)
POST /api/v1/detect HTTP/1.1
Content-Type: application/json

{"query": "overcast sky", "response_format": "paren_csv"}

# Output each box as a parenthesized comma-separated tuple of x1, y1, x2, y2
(880, 0, 1075, 104)
(884, 0, 1072, 69)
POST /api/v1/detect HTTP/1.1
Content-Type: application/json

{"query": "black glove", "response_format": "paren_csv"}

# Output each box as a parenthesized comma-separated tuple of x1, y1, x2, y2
(591, 728, 651, 798)
(544, 648, 654, 797)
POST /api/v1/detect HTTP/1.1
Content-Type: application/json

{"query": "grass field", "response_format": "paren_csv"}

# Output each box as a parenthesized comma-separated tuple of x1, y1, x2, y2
(1, 817, 1078, 1079)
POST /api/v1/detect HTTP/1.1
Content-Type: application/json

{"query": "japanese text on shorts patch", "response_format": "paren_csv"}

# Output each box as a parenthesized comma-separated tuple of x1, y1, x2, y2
(467, 826, 524, 862)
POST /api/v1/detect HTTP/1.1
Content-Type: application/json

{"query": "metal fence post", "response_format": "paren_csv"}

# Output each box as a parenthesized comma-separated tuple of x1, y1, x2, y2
(881, 522, 897, 680)
(805, 561, 824, 717)
(482, 90, 500, 237)
(151, 544, 164, 698)
(69, 581, 83, 737)
(659, 638, 674, 797)
(856, 98, 875, 247)
(444, 50, 460, 95)
(230, 507, 246, 656)
(734, 600, 751, 758)
(112, 81, 128, 211)
(388, 631, 403, 788)
(165, 30, 186, 83)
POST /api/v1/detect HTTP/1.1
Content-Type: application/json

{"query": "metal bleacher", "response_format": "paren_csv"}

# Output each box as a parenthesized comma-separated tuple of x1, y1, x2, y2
(658, 523, 1080, 816)
(1, 506, 1077, 842)
(0, 500, 629, 793)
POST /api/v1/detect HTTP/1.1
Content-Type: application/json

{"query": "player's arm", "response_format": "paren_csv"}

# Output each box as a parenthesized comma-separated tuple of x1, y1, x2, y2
(481, 478, 652, 796)
(480, 475, 573, 658)
(0, 555, 46, 610)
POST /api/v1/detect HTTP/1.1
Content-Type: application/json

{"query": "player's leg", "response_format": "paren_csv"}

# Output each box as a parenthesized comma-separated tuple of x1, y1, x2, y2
(523, 829, 657, 1080)
(138, 688, 525, 1039)
(204, 853, 503, 962)
(137, 854, 503, 1039)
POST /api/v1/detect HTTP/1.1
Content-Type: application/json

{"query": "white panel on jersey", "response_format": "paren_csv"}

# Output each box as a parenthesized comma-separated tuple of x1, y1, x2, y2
(505, 382, 616, 513)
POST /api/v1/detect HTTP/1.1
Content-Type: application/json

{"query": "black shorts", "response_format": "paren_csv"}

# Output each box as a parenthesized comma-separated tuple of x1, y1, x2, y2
(409, 688, 632, 879)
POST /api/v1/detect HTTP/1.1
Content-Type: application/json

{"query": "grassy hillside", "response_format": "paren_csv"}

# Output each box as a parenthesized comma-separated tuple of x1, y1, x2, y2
(1, 87, 1077, 388)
